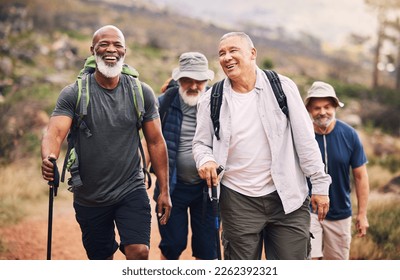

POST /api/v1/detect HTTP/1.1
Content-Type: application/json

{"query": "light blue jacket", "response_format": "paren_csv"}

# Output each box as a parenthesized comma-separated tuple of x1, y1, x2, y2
(193, 68, 331, 214)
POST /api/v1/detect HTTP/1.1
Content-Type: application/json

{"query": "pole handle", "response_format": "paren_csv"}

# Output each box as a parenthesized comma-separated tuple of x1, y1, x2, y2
(48, 158, 60, 196)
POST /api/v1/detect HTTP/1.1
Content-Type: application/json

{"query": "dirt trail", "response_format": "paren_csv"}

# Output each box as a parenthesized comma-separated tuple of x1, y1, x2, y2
(0, 188, 194, 260)
(2, 186, 396, 261)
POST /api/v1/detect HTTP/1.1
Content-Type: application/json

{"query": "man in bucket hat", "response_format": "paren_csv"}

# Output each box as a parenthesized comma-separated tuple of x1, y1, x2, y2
(172, 52, 215, 82)
(305, 81, 370, 260)
(143, 52, 216, 259)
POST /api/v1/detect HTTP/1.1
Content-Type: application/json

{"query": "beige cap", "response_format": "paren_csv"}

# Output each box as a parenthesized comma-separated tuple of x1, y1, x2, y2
(305, 81, 344, 108)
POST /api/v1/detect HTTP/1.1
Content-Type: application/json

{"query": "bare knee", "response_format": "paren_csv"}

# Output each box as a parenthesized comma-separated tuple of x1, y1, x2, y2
(124, 244, 149, 260)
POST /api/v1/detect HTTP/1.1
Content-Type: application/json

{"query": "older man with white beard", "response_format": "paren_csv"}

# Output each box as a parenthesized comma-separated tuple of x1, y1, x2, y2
(143, 52, 216, 260)
(41, 25, 171, 260)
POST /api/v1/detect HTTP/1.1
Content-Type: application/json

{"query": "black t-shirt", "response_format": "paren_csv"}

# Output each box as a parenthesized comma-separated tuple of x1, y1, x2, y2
(53, 74, 159, 206)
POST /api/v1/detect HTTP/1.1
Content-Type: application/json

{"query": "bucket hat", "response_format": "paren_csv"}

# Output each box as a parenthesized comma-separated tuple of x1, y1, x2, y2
(172, 52, 214, 81)
(305, 81, 344, 107)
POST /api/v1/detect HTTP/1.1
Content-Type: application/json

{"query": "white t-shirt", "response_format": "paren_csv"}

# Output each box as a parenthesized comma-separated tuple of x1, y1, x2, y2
(222, 89, 277, 197)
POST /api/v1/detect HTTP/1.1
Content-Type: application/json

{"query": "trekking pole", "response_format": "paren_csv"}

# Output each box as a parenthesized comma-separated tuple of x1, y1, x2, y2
(211, 165, 224, 260)
(46, 158, 59, 260)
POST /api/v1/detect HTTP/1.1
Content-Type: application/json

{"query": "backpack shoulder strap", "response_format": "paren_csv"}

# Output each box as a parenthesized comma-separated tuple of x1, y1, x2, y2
(63, 68, 94, 188)
(77, 72, 90, 115)
(61, 71, 93, 183)
(127, 76, 145, 129)
(124, 75, 152, 187)
(210, 71, 288, 141)
(210, 79, 225, 140)
(158, 86, 179, 128)
(75, 56, 94, 118)
(263, 69, 289, 118)
(75, 73, 92, 138)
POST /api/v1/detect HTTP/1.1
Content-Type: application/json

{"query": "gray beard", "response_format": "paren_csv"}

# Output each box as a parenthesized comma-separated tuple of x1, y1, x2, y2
(95, 55, 124, 78)
(313, 116, 334, 128)
(179, 88, 203, 107)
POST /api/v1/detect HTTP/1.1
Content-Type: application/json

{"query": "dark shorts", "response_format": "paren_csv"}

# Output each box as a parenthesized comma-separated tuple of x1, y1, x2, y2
(157, 181, 217, 260)
(73, 188, 151, 260)
(220, 185, 310, 260)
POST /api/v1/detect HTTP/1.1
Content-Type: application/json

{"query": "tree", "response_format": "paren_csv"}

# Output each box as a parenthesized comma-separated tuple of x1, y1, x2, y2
(385, 17, 400, 89)
(365, 0, 400, 88)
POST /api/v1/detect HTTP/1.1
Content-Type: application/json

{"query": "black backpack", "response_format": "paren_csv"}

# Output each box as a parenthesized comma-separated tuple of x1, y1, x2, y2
(210, 69, 289, 140)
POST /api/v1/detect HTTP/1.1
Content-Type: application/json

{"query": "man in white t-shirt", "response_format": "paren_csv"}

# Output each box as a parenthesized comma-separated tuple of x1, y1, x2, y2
(193, 32, 331, 260)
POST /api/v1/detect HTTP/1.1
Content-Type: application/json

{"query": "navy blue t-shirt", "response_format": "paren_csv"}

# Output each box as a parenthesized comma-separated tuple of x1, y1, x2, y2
(308, 120, 367, 220)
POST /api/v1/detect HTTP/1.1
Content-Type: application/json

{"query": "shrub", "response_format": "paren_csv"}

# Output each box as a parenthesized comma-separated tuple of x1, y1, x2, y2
(351, 201, 400, 259)
(261, 58, 274, 70)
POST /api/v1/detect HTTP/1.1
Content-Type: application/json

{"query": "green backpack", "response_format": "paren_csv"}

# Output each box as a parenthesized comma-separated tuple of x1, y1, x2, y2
(61, 56, 151, 191)
(75, 55, 145, 127)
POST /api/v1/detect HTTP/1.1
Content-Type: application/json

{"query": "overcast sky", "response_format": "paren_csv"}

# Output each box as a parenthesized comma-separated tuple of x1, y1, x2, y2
(151, 0, 377, 47)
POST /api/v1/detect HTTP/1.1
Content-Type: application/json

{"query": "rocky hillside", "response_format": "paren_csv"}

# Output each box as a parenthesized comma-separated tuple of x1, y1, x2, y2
(0, 0, 399, 185)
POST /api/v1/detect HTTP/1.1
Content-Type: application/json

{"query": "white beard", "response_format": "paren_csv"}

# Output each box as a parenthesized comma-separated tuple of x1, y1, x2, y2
(95, 54, 124, 78)
(179, 88, 203, 107)
(313, 115, 334, 128)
